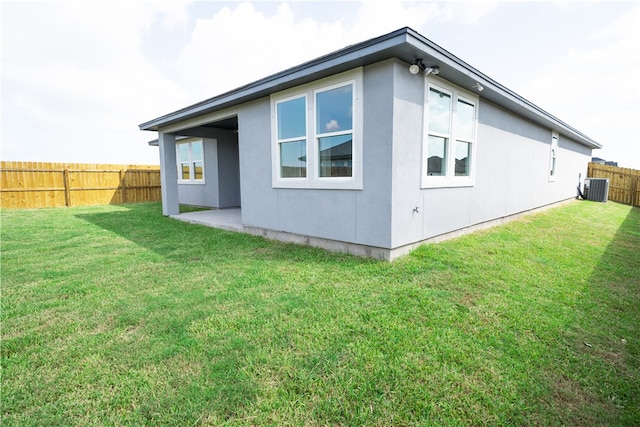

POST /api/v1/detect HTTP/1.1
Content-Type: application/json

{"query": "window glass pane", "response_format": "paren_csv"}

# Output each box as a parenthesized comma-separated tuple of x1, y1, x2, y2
(191, 140, 203, 161)
(455, 141, 470, 176)
(427, 135, 447, 176)
(181, 163, 190, 180)
(277, 97, 306, 140)
(193, 161, 203, 180)
(178, 144, 190, 162)
(428, 88, 451, 134)
(316, 84, 353, 135)
(457, 100, 475, 141)
(280, 139, 307, 178)
(319, 134, 352, 177)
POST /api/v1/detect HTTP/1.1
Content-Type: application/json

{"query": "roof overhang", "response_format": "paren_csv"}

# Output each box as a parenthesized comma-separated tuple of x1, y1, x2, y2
(147, 135, 192, 147)
(139, 27, 601, 149)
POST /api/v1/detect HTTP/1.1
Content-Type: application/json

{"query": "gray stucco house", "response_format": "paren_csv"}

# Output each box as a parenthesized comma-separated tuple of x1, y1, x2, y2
(140, 27, 601, 260)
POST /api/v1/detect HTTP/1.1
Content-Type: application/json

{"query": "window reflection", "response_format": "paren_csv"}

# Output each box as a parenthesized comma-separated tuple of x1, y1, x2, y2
(427, 136, 447, 176)
(177, 140, 204, 182)
(456, 100, 474, 141)
(316, 85, 353, 134)
(319, 135, 352, 177)
(277, 97, 306, 140)
(428, 88, 451, 134)
(455, 141, 470, 176)
(280, 140, 307, 178)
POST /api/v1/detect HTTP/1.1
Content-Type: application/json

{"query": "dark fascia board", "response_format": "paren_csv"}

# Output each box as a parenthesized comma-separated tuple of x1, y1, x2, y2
(139, 27, 601, 149)
(403, 29, 601, 149)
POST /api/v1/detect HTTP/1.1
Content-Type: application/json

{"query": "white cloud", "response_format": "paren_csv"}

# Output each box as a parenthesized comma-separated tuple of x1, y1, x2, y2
(349, 0, 497, 38)
(154, 0, 191, 29)
(325, 119, 340, 132)
(520, 5, 640, 168)
(443, 1, 499, 25)
(2, 1, 638, 169)
(175, 2, 347, 99)
(349, 1, 436, 37)
(173, 0, 502, 101)
(1, 1, 191, 164)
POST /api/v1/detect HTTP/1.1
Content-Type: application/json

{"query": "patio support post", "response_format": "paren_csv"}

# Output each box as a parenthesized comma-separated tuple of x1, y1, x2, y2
(158, 132, 179, 216)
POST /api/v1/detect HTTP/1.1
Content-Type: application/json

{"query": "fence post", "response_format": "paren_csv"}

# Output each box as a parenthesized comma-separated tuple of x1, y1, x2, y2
(63, 168, 71, 207)
(119, 169, 127, 204)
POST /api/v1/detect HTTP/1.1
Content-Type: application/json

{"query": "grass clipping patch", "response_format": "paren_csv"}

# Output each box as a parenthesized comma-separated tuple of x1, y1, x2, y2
(1, 201, 639, 426)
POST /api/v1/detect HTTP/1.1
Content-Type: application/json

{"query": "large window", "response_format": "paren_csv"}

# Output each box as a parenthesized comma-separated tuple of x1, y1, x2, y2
(271, 68, 363, 189)
(422, 80, 478, 187)
(177, 139, 204, 183)
(549, 131, 558, 181)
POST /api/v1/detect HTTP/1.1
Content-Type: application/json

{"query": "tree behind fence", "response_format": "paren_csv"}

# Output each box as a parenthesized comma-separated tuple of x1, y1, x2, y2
(1, 161, 161, 209)
(587, 162, 640, 207)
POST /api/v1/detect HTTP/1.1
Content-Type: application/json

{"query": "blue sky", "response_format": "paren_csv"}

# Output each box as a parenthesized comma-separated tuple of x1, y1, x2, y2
(2, 1, 639, 168)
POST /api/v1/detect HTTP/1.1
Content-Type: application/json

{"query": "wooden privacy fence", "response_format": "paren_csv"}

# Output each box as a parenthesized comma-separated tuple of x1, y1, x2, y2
(1, 161, 161, 209)
(587, 162, 640, 207)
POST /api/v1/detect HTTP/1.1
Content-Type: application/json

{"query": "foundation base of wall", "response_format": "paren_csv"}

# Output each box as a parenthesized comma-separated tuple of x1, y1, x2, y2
(172, 198, 577, 261)
(387, 198, 576, 260)
(242, 226, 393, 260)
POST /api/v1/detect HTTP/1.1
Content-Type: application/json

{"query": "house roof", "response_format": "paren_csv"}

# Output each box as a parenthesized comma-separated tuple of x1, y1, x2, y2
(139, 27, 601, 149)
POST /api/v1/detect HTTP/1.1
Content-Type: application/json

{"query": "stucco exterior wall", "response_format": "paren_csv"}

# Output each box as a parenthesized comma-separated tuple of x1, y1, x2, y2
(237, 61, 395, 248)
(237, 59, 591, 251)
(237, 98, 278, 229)
(389, 65, 592, 248)
(178, 137, 218, 207)
(178, 132, 241, 208)
(216, 133, 241, 208)
(389, 60, 425, 247)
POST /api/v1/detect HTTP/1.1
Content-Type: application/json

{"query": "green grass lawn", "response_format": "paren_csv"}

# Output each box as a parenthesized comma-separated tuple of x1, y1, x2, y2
(2, 201, 638, 426)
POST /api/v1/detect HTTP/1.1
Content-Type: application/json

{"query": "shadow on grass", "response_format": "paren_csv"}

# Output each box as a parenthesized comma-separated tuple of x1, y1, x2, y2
(75, 202, 367, 265)
(556, 205, 640, 424)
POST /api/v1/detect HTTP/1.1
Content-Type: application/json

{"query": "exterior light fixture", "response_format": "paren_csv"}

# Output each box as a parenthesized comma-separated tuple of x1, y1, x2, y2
(425, 66, 440, 76)
(409, 59, 426, 74)
(409, 59, 440, 76)
(473, 82, 484, 92)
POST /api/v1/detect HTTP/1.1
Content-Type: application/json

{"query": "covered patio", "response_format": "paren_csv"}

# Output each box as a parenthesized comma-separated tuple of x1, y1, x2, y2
(170, 208, 243, 232)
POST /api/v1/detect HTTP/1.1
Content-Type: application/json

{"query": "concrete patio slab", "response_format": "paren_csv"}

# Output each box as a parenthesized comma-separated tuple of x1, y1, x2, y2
(170, 208, 242, 232)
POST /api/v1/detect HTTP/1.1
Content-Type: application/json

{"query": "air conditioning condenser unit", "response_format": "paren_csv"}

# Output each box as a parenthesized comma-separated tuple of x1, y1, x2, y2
(583, 178, 609, 202)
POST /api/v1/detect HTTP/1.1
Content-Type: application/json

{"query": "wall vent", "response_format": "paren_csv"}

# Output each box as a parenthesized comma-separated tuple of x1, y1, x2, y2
(584, 178, 609, 202)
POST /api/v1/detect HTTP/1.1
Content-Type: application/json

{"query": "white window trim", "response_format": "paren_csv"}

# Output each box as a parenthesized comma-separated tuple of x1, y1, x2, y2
(421, 77, 479, 189)
(271, 68, 363, 190)
(176, 138, 206, 185)
(549, 131, 559, 182)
